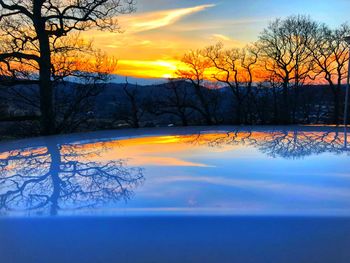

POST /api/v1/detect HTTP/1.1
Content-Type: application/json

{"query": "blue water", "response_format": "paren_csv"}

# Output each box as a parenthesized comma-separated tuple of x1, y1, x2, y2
(0, 126, 349, 262)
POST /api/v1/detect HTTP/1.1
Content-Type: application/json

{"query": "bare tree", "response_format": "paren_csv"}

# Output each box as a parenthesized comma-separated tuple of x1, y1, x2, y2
(1, 43, 116, 135)
(257, 15, 318, 124)
(309, 23, 350, 124)
(0, 0, 135, 135)
(54, 51, 117, 133)
(255, 78, 278, 124)
(176, 50, 214, 125)
(151, 79, 194, 126)
(204, 43, 259, 124)
(113, 78, 147, 128)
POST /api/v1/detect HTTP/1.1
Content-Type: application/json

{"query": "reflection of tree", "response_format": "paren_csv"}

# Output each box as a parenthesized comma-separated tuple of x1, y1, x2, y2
(186, 129, 349, 159)
(0, 139, 144, 216)
(255, 131, 346, 159)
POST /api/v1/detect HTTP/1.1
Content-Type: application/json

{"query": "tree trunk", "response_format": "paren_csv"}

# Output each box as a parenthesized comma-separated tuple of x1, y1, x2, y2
(47, 140, 62, 216)
(39, 57, 55, 135)
(33, 2, 55, 135)
(195, 86, 212, 125)
(180, 112, 188, 126)
(333, 87, 340, 125)
(236, 100, 242, 124)
(272, 86, 278, 123)
(282, 82, 290, 124)
(292, 84, 300, 124)
(131, 97, 140, 128)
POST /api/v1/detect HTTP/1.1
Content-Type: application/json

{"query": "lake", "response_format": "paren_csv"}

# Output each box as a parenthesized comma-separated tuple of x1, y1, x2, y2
(0, 126, 349, 262)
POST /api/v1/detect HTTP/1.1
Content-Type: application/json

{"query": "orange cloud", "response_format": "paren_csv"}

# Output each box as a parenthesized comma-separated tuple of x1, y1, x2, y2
(119, 4, 216, 33)
(212, 34, 231, 41)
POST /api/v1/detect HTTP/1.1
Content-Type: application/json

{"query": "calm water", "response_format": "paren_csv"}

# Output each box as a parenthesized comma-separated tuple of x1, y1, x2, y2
(1, 126, 350, 263)
(1, 126, 349, 217)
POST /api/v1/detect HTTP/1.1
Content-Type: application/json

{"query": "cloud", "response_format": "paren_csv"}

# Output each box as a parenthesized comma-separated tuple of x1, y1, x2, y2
(120, 4, 216, 33)
(147, 175, 350, 199)
(170, 17, 269, 32)
(212, 34, 232, 41)
(210, 34, 244, 47)
(128, 156, 213, 167)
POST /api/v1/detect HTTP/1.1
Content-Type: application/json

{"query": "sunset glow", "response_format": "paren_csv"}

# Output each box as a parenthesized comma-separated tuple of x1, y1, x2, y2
(81, 0, 350, 79)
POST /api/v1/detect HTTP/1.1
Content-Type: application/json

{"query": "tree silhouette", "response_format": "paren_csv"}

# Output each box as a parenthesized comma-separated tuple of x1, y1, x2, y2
(204, 43, 259, 124)
(150, 79, 194, 126)
(0, 138, 144, 215)
(0, 0, 135, 135)
(257, 15, 318, 124)
(113, 78, 148, 129)
(176, 50, 214, 125)
(309, 23, 350, 124)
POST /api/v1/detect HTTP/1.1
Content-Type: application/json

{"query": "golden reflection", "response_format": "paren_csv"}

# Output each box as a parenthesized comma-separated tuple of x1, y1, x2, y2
(1, 130, 349, 171)
(58, 130, 350, 166)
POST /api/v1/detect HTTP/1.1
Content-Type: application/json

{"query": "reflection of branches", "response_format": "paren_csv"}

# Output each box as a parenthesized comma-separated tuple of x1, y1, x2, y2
(187, 131, 254, 148)
(185, 129, 348, 159)
(0, 139, 144, 216)
(60, 160, 143, 207)
(256, 131, 346, 159)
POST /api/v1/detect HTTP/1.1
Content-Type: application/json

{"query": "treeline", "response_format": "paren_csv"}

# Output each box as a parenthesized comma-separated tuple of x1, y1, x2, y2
(0, 75, 346, 137)
(174, 15, 350, 126)
(104, 80, 340, 128)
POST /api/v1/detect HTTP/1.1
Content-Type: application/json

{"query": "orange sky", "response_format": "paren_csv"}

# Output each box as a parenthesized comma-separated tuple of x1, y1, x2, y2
(82, 4, 249, 79)
(81, 0, 350, 79)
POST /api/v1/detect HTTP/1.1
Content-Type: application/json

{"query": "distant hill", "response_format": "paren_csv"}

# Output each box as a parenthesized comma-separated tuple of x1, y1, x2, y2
(109, 75, 168, 86)
(0, 79, 346, 130)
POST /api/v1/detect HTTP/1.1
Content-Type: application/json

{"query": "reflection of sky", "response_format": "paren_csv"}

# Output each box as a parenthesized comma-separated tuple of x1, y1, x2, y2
(115, 142, 350, 216)
(1, 129, 350, 216)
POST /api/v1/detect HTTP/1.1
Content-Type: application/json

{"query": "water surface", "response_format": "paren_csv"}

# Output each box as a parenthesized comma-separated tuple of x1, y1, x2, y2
(1, 126, 349, 217)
